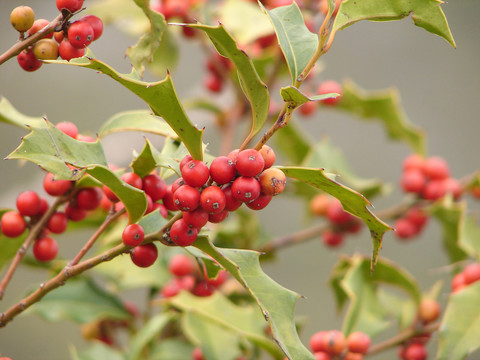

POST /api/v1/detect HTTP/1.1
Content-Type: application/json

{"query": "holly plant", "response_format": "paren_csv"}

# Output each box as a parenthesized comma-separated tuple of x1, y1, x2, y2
(1, 1, 479, 360)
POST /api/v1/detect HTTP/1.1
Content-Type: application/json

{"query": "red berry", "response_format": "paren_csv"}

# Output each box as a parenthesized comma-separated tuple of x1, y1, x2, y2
(394, 218, 419, 240)
(317, 80, 342, 106)
(259, 168, 286, 196)
(183, 208, 209, 228)
(323, 330, 346, 356)
(227, 149, 240, 163)
(347, 332, 371, 354)
(235, 149, 265, 177)
(205, 269, 228, 288)
(17, 49, 42, 72)
(451, 272, 466, 293)
(231, 176, 261, 203)
(422, 179, 447, 201)
(122, 224, 145, 247)
(1, 211, 26, 238)
(405, 207, 428, 229)
(161, 279, 181, 298)
(418, 298, 441, 323)
(65, 202, 87, 222)
(27, 19, 52, 39)
(209, 156, 236, 185)
(142, 174, 167, 201)
(56, 121, 78, 138)
(174, 185, 200, 211)
(200, 186, 226, 214)
(192, 281, 214, 297)
(130, 243, 158, 268)
(326, 200, 355, 225)
(102, 185, 119, 203)
(16, 190, 42, 217)
(162, 185, 178, 211)
(75, 187, 102, 210)
(322, 230, 344, 247)
(463, 263, 480, 285)
(179, 154, 193, 171)
(33, 236, 58, 262)
(168, 253, 195, 277)
(400, 169, 426, 194)
(58, 39, 85, 60)
(192, 347, 205, 360)
(68, 21, 94, 49)
(205, 73, 223, 93)
(208, 209, 229, 223)
(313, 352, 331, 360)
(144, 194, 154, 214)
(443, 178, 463, 200)
(403, 154, 426, 173)
(122, 172, 143, 189)
(424, 156, 450, 180)
(222, 184, 243, 211)
(78, 15, 103, 40)
(299, 100, 317, 116)
(47, 211, 68, 234)
(172, 177, 185, 194)
(259, 145, 276, 169)
(158, 204, 169, 218)
(170, 219, 199, 246)
(181, 160, 209, 187)
(56, 0, 84, 13)
(404, 343, 427, 360)
(246, 193, 272, 210)
(39, 197, 49, 216)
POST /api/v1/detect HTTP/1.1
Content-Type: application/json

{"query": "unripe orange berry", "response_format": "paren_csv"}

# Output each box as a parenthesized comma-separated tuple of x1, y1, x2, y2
(10, 6, 35, 32)
(259, 168, 286, 196)
(33, 39, 59, 60)
(310, 193, 331, 216)
(418, 298, 441, 323)
(323, 330, 346, 356)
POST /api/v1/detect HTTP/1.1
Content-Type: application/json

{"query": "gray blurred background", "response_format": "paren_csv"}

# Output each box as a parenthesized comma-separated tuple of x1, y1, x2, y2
(0, 0, 479, 359)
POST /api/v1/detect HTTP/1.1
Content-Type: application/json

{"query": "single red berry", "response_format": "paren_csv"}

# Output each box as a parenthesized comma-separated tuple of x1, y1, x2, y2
(205, 73, 223, 93)
(68, 21, 94, 49)
(16, 190, 42, 217)
(161, 279, 181, 298)
(192, 346, 205, 360)
(209, 156, 236, 185)
(183, 208, 209, 228)
(192, 281, 214, 297)
(317, 80, 342, 106)
(33, 236, 58, 262)
(400, 169, 426, 194)
(205, 269, 228, 288)
(181, 160, 209, 187)
(56, 0, 84, 13)
(259, 168, 286, 196)
(200, 186, 226, 214)
(179, 154, 193, 171)
(405, 207, 428, 229)
(162, 185, 178, 211)
(47, 211, 68, 234)
(259, 145, 276, 169)
(171, 177, 185, 194)
(27, 19, 52, 39)
(75, 187, 102, 210)
(227, 149, 240, 163)
(168, 253, 195, 277)
(424, 156, 450, 180)
(208, 209, 229, 223)
(173, 185, 200, 211)
(17, 49, 42, 72)
(404, 342, 427, 360)
(103, 185, 119, 203)
(235, 149, 265, 177)
(56, 121, 78, 138)
(121, 172, 143, 190)
(170, 219, 199, 246)
(130, 243, 158, 268)
(142, 174, 167, 201)
(246, 193, 272, 210)
(144, 194, 154, 214)
(323, 330, 346, 356)
(158, 204, 169, 218)
(1, 211, 26, 238)
(65, 202, 87, 222)
(418, 298, 441, 323)
(231, 176, 261, 203)
(443, 178, 463, 200)
(78, 15, 103, 40)
(463, 263, 480, 285)
(422, 179, 447, 201)
(322, 230, 344, 247)
(451, 272, 467, 293)
(58, 39, 85, 61)
(347, 332, 371, 354)
(313, 352, 331, 360)
(394, 218, 419, 240)
(403, 154, 426, 173)
(222, 184, 243, 211)
(122, 223, 145, 247)
(310, 330, 329, 353)
(326, 200, 355, 225)
(299, 100, 317, 116)
(54, 31, 65, 43)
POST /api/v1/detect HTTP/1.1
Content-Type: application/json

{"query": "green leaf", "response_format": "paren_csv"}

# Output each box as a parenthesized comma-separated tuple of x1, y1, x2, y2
(98, 110, 178, 139)
(70, 342, 125, 360)
(333, 0, 456, 48)
(147, 29, 179, 78)
(437, 282, 480, 360)
(128, 313, 172, 360)
(45, 57, 204, 160)
(279, 166, 392, 270)
(274, 121, 311, 165)
(280, 86, 339, 107)
(194, 238, 315, 360)
(126, 0, 167, 77)
(131, 139, 161, 178)
(28, 278, 131, 323)
(337, 80, 425, 155)
(150, 338, 195, 360)
(431, 199, 468, 264)
(6, 118, 107, 180)
(260, 2, 319, 84)
(86, 165, 147, 224)
(167, 291, 283, 360)
(459, 214, 480, 261)
(188, 23, 269, 143)
(0, 96, 43, 130)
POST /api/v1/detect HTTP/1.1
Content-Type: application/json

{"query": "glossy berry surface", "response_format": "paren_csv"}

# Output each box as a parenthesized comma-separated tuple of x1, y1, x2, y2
(208, 209, 229, 223)
(246, 193, 272, 210)
(27, 19, 52, 39)
(231, 176, 261, 203)
(33, 236, 58, 262)
(209, 156, 236, 185)
(142, 174, 167, 201)
(259, 145, 276, 169)
(10, 6, 35, 32)
(347, 331, 371, 354)
(183, 208, 209, 228)
(33, 39, 58, 60)
(56, 0, 85, 13)
(1, 211, 26, 238)
(170, 219, 198, 246)
(56, 121, 78, 139)
(200, 186, 226, 214)
(68, 21, 94, 49)
(181, 160, 209, 187)
(122, 172, 143, 189)
(235, 149, 265, 177)
(78, 15, 103, 40)
(43, 172, 72, 196)
(122, 224, 145, 247)
(17, 50, 42, 72)
(76, 187, 102, 210)
(16, 190, 42, 217)
(168, 253, 195, 277)
(222, 184, 243, 211)
(173, 185, 200, 211)
(58, 39, 85, 60)
(130, 243, 158, 268)
(47, 211, 68, 234)
(65, 202, 87, 222)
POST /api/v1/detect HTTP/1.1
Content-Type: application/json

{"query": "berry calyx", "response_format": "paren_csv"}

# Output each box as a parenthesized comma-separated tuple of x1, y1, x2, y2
(130, 243, 158, 268)
(122, 224, 145, 247)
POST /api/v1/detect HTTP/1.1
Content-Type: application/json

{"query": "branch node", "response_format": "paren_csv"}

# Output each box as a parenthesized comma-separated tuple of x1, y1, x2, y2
(18, 302, 27, 310)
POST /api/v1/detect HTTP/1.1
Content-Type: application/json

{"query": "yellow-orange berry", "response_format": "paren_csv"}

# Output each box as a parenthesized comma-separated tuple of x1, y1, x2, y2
(10, 6, 35, 32)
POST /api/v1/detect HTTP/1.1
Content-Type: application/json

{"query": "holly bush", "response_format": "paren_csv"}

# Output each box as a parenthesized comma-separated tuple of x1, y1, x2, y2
(0, 1, 479, 360)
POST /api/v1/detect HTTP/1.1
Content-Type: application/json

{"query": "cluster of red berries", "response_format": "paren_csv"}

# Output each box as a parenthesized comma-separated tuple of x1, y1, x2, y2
(299, 80, 343, 117)
(204, 53, 234, 93)
(309, 330, 371, 360)
(161, 253, 228, 298)
(11, 1, 103, 72)
(309, 193, 362, 247)
(451, 262, 480, 293)
(151, 0, 204, 38)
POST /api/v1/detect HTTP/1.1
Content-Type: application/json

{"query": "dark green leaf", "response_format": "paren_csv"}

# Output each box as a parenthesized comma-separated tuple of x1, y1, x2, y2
(437, 282, 480, 360)
(128, 313, 172, 360)
(261, 3, 319, 84)
(98, 110, 178, 139)
(28, 278, 131, 323)
(0, 96, 43, 130)
(188, 23, 270, 143)
(333, 0, 455, 47)
(459, 214, 480, 261)
(131, 139, 161, 178)
(337, 80, 425, 155)
(279, 166, 392, 270)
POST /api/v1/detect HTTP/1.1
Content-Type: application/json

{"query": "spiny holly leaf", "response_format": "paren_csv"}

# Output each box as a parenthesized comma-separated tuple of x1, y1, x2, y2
(187, 23, 269, 144)
(27, 277, 131, 323)
(126, 0, 167, 77)
(333, 0, 455, 48)
(86, 165, 147, 224)
(165, 291, 283, 360)
(127, 313, 172, 360)
(280, 86, 339, 107)
(98, 110, 178, 139)
(337, 80, 425, 155)
(260, 2, 319, 84)
(437, 282, 480, 360)
(459, 215, 480, 261)
(6, 118, 107, 180)
(279, 166, 392, 270)
(45, 56, 204, 161)
(0, 96, 43, 130)
(131, 138, 160, 178)
(70, 342, 125, 360)
(329, 255, 420, 337)
(431, 199, 468, 264)
(194, 237, 315, 360)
